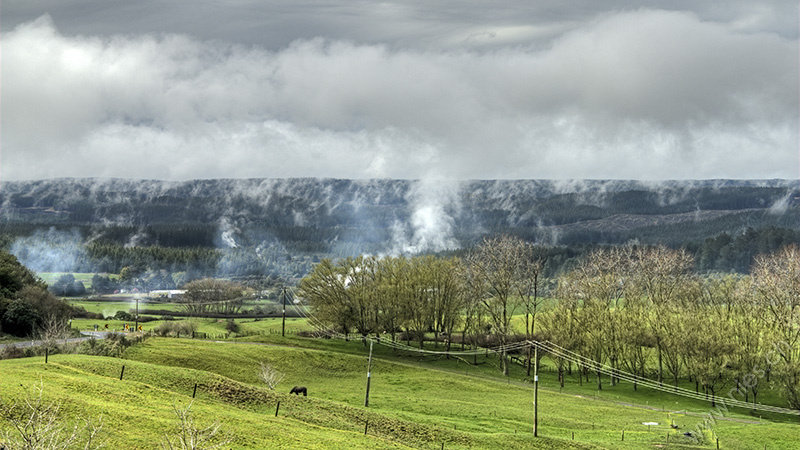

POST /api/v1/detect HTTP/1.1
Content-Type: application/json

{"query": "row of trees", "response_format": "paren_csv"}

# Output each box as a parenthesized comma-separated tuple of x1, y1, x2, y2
(546, 244, 800, 409)
(300, 239, 800, 410)
(300, 236, 544, 375)
(179, 279, 252, 315)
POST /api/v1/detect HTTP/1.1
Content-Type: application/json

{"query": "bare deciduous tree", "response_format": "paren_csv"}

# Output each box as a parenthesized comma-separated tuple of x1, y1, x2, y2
(181, 279, 249, 315)
(752, 245, 800, 409)
(0, 381, 104, 450)
(628, 246, 694, 386)
(38, 313, 72, 352)
(161, 401, 232, 450)
(257, 362, 285, 390)
(468, 235, 531, 375)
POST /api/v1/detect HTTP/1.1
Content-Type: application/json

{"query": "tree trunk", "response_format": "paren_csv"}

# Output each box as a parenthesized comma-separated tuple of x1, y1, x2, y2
(610, 357, 617, 386)
(710, 386, 716, 407)
(526, 346, 532, 377)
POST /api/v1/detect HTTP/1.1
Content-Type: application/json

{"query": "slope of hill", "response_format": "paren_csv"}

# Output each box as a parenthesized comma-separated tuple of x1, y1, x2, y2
(2, 336, 798, 449)
(1, 178, 798, 277)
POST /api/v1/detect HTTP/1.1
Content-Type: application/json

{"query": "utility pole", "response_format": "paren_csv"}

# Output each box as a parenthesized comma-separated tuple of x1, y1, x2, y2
(281, 287, 287, 337)
(365, 340, 374, 407)
(533, 343, 539, 437)
(135, 296, 139, 333)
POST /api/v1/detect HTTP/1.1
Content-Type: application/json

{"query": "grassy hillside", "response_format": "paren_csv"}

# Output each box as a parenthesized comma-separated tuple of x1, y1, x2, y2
(0, 356, 408, 449)
(2, 336, 798, 449)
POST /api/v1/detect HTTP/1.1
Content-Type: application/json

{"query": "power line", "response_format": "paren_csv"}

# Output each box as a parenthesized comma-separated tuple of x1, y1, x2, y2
(285, 287, 799, 416)
(531, 340, 800, 416)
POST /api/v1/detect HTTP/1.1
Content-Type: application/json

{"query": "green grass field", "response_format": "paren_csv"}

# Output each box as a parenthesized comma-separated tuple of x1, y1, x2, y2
(38, 272, 108, 288)
(69, 317, 312, 338)
(2, 332, 799, 449)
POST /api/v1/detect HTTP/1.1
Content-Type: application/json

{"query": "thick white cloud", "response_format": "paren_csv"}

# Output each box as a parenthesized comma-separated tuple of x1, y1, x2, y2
(1, 10, 797, 181)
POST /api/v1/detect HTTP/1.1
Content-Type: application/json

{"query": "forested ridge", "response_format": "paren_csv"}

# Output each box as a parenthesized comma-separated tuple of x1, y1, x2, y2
(1, 178, 799, 283)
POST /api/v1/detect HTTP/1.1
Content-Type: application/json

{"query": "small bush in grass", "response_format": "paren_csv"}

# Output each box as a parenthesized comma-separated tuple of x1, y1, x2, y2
(161, 401, 232, 450)
(0, 344, 24, 360)
(154, 321, 198, 337)
(225, 320, 239, 334)
(113, 310, 133, 321)
(0, 381, 104, 449)
(257, 362, 284, 390)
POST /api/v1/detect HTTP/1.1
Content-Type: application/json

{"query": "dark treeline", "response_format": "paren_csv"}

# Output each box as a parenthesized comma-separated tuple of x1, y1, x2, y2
(693, 226, 800, 273)
(4, 222, 800, 282)
(86, 243, 220, 275)
(1, 178, 799, 281)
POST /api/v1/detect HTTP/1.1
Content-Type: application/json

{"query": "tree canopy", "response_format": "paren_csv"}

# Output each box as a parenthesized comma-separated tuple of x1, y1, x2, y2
(0, 250, 70, 337)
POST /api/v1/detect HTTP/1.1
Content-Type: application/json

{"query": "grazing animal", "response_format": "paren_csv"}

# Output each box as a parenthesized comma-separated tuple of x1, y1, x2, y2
(289, 386, 307, 396)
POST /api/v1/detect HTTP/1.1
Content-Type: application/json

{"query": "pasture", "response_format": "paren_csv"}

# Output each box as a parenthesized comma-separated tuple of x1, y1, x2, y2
(2, 333, 798, 449)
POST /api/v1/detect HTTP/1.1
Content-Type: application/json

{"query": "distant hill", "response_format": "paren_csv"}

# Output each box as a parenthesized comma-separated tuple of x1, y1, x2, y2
(1, 178, 799, 278)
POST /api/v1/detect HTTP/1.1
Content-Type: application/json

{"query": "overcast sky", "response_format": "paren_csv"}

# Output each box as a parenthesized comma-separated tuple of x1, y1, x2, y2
(2, 1, 798, 181)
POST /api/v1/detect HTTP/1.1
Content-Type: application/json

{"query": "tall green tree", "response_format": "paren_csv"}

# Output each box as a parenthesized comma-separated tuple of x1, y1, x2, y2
(299, 258, 355, 339)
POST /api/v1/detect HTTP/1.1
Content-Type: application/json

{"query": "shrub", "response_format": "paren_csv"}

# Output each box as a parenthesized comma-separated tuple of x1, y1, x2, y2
(175, 321, 198, 337)
(71, 306, 104, 320)
(225, 320, 239, 333)
(154, 321, 197, 337)
(0, 344, 24, 360)
(113, 310, 133, 321)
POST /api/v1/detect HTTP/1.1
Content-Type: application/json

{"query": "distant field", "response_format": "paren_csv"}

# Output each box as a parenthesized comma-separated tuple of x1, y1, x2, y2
(38, 272, 101, 288)
(69, 317, 312, 337)
(69, 299, 183, 316)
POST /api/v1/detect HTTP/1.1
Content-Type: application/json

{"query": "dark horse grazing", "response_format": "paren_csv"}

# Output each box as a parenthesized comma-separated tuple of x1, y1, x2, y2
(289, 386, 307, 396)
